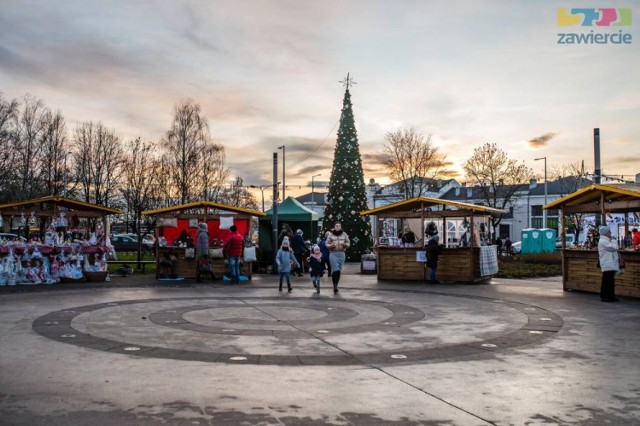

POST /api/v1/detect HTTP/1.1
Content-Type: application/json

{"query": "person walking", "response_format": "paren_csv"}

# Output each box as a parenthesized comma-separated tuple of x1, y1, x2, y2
(318, 232, 332, 276)
(223, 225, 244, 284)
(598, 225, 620, 302)
(291, 229, 306, 277)
(504, 237, 512, 255)
(326, 222, 350, 293)
(309, 244, 325, 294)
(633, 228, 640, 250)
(425, 235, 442, 284)
(195, 223, 214, 281)
(276, 239, 300, 292)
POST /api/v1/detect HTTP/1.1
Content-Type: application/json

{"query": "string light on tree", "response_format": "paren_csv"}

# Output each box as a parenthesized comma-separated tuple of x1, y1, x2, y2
(323, 73, 372, 261)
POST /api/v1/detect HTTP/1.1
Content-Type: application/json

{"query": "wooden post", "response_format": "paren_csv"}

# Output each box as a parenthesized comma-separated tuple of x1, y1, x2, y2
(420, 202, 425, 247)
(561, 206, 567, 291)
(421, 202, 425, 281)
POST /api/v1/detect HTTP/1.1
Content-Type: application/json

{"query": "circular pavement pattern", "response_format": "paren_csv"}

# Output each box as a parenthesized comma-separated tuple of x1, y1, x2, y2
(32, 293, 563, 366)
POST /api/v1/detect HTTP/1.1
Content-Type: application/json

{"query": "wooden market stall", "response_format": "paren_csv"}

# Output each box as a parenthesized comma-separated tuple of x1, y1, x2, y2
(361, 197, 505, 283)
(0, 196, 123, 284)
(142, 201, 265, 280)
(544, 183, 640, 298)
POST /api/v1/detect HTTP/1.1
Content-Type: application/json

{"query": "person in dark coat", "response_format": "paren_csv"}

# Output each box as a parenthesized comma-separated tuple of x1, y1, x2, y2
(426, 235, 442, 284)
(308, 244, 325, 294)
(278, 223, 293, 247)
(291, 229, 306, 277)
(504, 237, 512, 255)
(318, 231, 331, 275)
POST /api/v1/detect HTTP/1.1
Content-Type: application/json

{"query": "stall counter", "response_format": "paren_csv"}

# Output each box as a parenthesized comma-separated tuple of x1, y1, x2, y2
(156, 247, 252, 280)
(376, 246, 493, 283)
(563, 249, 640, 297)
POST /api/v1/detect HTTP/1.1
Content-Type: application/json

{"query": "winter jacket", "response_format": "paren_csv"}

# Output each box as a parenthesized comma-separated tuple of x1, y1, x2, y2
(196, 228, 209, 256)
(326, 231, 350, 252)
(276, 249, 300, 273)
(223, 232, 244, 258)
(292, 234, 306, 256)
(425, 239, 442, 268)
(318, 240, 330, 260)
(309, 256, 325, 277)
(598, 236, 620, 272)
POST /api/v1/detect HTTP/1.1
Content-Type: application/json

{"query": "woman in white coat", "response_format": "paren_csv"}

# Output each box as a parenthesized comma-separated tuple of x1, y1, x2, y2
(597, 225, 619, 302)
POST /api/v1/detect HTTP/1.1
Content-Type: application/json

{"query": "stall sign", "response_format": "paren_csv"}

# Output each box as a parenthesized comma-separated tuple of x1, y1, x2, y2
(416, 251, 427, 262)
(158, 218, 178, 227)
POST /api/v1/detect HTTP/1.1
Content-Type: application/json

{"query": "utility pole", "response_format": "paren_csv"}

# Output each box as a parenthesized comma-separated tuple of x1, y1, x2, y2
(535, 157, 547, 228)
(272, 152, 279, 274)
(278, 145, 285, 201)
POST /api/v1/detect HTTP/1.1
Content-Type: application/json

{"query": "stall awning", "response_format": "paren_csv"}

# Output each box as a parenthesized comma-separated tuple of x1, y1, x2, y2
(261, 197, 319, 222)
(544, 183, 640, 212)
(361, 196, 506, 217)
(142, 201, 265, 217)
(0, 196, 123, 215)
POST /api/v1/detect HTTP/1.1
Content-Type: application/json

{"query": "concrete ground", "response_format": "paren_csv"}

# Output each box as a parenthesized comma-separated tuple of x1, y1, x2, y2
(1, 266, 639, 425)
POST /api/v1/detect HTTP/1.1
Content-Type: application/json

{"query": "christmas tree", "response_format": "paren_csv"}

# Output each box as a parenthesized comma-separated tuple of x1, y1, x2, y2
(324, 74, 372, 261)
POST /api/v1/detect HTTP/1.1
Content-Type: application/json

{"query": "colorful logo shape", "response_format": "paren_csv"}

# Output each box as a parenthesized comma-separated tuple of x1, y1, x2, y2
(558, 8, 632, 26)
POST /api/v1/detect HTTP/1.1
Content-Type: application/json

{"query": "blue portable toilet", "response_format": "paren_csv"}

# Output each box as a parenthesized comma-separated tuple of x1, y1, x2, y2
(522, 228, 558, 254)
(539, 228, 557, 253)
(521, 228, 542, 254)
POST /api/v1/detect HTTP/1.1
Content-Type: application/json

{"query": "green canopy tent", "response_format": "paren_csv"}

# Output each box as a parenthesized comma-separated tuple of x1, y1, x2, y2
(259, 197, 319, 262)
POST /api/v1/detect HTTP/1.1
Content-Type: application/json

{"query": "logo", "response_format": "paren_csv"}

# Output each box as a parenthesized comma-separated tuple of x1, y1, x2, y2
(557, 8, 633, 44)
(558, 8, 632, 26)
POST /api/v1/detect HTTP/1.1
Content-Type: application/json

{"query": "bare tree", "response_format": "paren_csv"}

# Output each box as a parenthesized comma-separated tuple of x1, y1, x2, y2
(549, 161, 592, 243)
(382, 126, 447, 199)
(463, 142, 533, 234)
(218, 177, 259, 210)
(162, 100, 210, 204)
(15, 95, 47, 200)
(154, 155, 175, 208)
(38, 110, 68, 196)
(0, 94, 19, 202)
(201, 142, 230, 201)
(120, 137, 160, 260)
(73, 121, 124, 207)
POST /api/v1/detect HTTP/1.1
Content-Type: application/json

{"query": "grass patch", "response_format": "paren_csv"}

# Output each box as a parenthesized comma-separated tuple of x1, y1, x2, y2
(496, 252, 562, 279)
(108, 252, 156, 275)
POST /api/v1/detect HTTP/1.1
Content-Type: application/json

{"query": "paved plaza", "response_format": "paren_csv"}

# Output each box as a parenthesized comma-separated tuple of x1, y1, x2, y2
(1, 267, 639, 425)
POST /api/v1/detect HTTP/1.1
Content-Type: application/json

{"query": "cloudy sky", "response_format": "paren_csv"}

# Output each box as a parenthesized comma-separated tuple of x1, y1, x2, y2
(1, 0, 639, 199)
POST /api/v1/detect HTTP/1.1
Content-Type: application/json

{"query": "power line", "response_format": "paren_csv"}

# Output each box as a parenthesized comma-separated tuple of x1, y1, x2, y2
(298, 118, 340, 164)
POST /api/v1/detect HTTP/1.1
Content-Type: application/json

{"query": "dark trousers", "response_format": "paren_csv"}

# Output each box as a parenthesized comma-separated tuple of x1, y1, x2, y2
(600, 271, 616, 300)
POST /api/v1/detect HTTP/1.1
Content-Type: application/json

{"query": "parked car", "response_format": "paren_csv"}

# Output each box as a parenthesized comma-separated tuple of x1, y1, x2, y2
(555, 234, 576, 249)
(110, 234, 151, 252)
(0, 233, 27, 242)
(510, 241, 522, 254)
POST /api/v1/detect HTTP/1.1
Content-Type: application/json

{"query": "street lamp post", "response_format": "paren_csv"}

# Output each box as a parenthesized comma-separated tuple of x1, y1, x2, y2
(278, 145, 285, 201)
(249, 184, 268, 212)
(311, 174, 321, 206)
(249, 183, 281, 212)
(534, 157, 547, 228)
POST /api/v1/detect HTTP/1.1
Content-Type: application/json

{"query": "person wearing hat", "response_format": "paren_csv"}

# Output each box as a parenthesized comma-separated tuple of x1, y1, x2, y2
(196, 223, 209, 258)
(597, 225, 620, 302)
(276, 239, 300, 292)
(425, 235, 442, 284)
(291, 229, 306, 277)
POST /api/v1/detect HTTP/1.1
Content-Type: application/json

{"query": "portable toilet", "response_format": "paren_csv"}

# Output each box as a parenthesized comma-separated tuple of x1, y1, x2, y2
(540, 228, 557, 253)
(521, 228, 542, 254)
